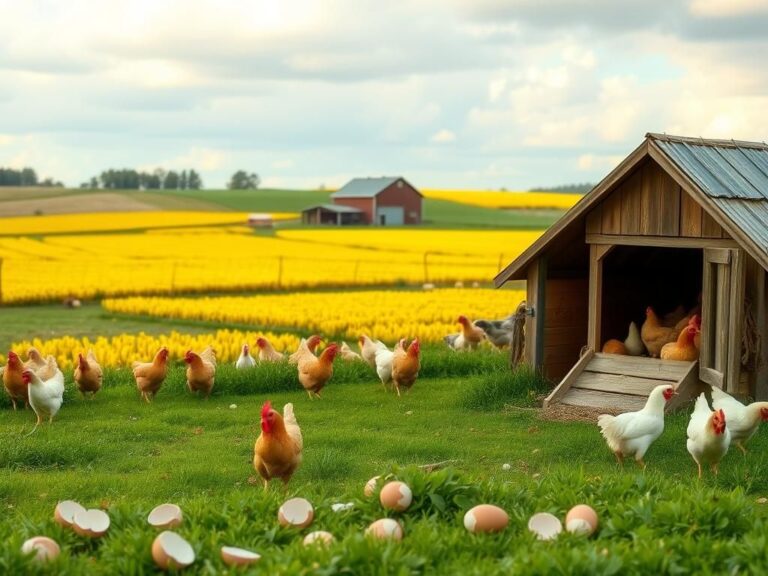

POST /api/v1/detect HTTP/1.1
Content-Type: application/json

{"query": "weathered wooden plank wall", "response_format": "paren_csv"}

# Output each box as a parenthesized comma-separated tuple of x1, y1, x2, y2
(588, 159, 728, 240)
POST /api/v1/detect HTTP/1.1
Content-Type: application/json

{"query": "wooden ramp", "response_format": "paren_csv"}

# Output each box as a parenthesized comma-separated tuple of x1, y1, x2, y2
(544, 350, 700, 412)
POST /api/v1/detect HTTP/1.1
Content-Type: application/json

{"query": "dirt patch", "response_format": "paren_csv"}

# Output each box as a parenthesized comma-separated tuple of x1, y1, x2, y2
(0, 192, 159, 216)
(537, 403, 623, 423)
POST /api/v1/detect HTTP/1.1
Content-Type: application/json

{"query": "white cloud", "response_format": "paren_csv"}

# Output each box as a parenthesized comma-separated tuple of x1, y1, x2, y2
(688, 0, 768, 18)
(431, 129, 456, 143)
(577, 154, 624, 172)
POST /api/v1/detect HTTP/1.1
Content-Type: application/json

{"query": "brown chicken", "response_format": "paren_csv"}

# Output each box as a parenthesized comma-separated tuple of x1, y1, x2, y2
(253, 401, 303, 490)
(184, 346, 216, 398)
(641, 307, 680, 358)
(288, 335, 323, 364)
(132, 347, 170, 403)
(74, 350, 103, 398)
(449, 316, 486, 350)
(602, 339, 628, 355)
(689, 315, 701, 350)
(298, 343, 339, 399)
(392, 339, 421, 396)
(660, 325, 699, 361)
(3, 351, 28, 410)
(256, 337, 285, 362)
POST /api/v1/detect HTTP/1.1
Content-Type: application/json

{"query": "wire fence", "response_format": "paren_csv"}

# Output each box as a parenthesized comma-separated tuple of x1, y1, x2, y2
(0, 253, 511, 305)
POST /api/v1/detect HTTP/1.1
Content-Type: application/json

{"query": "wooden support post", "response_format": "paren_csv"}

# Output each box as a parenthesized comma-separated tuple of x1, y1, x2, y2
(587, 244, 614, 352)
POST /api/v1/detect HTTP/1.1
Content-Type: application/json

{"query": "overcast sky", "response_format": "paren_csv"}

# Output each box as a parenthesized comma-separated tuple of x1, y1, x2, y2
(2, 0, 767, 190)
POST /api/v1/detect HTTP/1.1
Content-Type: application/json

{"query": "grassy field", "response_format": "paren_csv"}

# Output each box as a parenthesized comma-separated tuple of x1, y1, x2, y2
(2, 355, 767, 574)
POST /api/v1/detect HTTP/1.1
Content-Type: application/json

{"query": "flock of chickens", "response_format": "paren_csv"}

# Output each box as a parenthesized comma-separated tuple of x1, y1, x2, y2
(0, 329, 424, 431)
(443, 314, 520, 350)
(598, 384, 768, 478)
(602, 302, 702, 361)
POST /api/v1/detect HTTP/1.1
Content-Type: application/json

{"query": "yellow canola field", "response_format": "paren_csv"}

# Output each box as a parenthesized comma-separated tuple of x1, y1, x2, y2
(0, 230, 535, 303)
(277, 229, 543, 258)
(4, 329, 301, 370)
(421, 189, 581, 210)
(0, 211, 297, 235)
(103, 288, 527, 345)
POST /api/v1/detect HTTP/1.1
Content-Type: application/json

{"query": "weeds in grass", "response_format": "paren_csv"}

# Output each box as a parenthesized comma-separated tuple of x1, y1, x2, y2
(460, 364, 550, 411)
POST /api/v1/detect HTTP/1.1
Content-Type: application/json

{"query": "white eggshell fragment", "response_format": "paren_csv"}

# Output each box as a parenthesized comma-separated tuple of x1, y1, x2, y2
(72, 509, 110, 538)
(463, 504, 509, 533)
(303, 531, 335, 546)
(54, 500, 86, 529)
(152, 531, 196, 570)
(148, 504, 183, 529)
(366, 518, 404, 541)
(565, 505, 598, 536)
(331, 502, 354, 513)
(364, 476, 381, 497)
(278, 497, 314, 528)
(21, 536, 60, 563)
(220, 546, 261, 566)
(528, 512, 562, 540)
(379, 481, 413, 512)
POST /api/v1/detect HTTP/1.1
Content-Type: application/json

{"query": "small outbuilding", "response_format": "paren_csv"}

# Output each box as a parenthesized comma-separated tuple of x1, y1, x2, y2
(330, 177, 422, 225)
(301, 204, 365, 226)
(495, 133, 768, 411)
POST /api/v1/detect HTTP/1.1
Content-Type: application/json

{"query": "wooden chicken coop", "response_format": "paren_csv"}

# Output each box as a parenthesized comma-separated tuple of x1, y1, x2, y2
(495, 133, 768, 411)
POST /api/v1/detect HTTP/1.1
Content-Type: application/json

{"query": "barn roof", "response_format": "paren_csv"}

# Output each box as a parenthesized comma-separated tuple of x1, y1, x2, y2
(301, 203, 363, 214)
(495, 133, 768, 286)
(331, 177, 421, 198)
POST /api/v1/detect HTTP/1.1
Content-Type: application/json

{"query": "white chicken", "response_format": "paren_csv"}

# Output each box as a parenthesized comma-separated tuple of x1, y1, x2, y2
(23, 367, 65, 427)
(340, 341, 362, 361)
(624, 321, 645, 356)
(374, 344, 394, 391)
(686, 393, 730, 478)
(235, 344, 256, 370)
(710, 387, 768, 455)
(359, 335, 387, 368)
(597, 384, 675, 468)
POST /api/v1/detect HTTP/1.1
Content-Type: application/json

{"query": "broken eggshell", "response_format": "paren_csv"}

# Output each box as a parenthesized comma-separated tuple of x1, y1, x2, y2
(528, 512, 562, 541)
(379, 481, 413, 512)
(148, 503, 183, 529)
(54, 500, 86, 529)
(72, 509, 110, 538)
(366, 518, 404, 541)
(303, 531, 335, 546)
(220, 546, 261, 566)
(21, 536, 60, 563)
(152, 531, 196, 570)
(565, 504, 598, 536)
(277, 497, 314, 529)
(364, 475, 381, 497)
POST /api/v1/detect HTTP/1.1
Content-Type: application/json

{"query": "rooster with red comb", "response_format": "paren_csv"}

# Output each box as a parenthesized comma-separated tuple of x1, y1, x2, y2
(253, 401, 303, 490)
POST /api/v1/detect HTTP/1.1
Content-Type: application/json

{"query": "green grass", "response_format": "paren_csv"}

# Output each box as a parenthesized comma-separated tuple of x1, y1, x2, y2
(2, 354, 768, 574)
(161, 189, 331, 213)
(422, 199, 563, 229)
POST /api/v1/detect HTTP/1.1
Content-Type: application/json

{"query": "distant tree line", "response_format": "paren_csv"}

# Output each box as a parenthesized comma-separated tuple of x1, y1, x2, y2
(530, 183, 594, 194)
(227, 171, 261, 190)
(0, 167, 63, 187)
(83, 169, 203, 190)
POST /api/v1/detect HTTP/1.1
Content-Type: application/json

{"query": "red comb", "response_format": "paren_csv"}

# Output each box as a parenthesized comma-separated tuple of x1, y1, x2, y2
(261, 401, 272, 419)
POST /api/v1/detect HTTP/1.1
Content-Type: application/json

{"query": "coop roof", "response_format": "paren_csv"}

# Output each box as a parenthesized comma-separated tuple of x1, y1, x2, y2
(495, 133, 768, 286)
(331, 177, 420, 198)
(301, 203, 363, 214)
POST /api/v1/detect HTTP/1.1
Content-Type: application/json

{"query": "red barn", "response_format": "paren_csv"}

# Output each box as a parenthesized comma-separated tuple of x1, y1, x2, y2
(330, 177, 422, 225)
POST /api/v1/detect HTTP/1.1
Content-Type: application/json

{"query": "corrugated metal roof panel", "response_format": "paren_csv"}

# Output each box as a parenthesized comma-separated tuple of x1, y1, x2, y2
(655, 141, 734, 197)
(655, 139, 768, 200)
(331, 177, 400, 198)
(714, 147, 768, 195)
(711, 198, 768, 255)
(302, 203, 363, 213)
